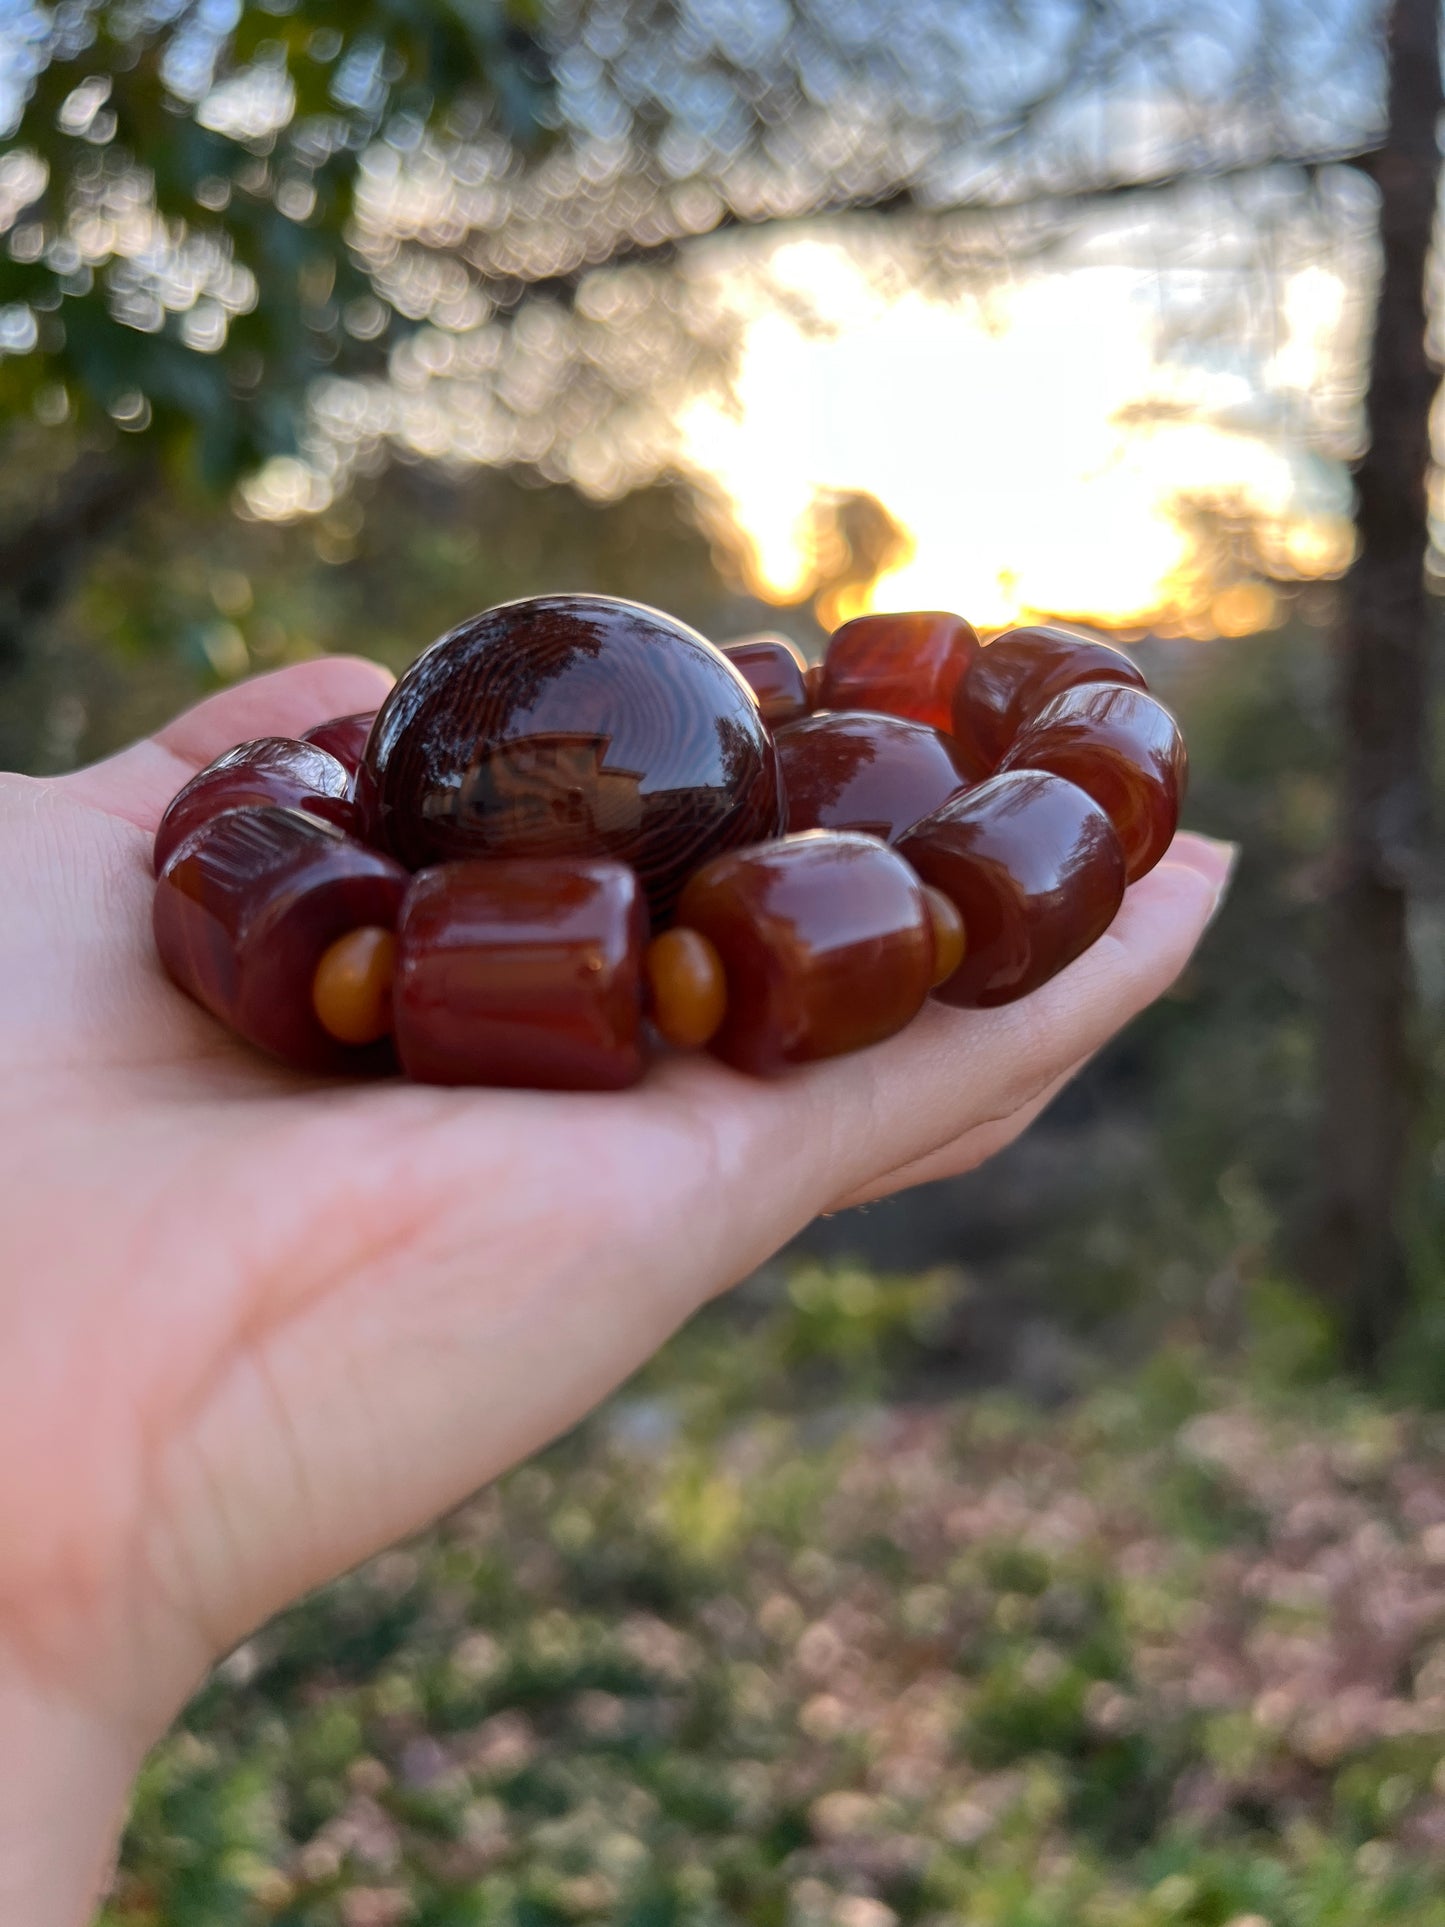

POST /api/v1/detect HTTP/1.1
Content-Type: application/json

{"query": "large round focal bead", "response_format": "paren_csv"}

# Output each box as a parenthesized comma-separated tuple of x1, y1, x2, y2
(362, 595, 785, 922)
(777, 710, 982, 843)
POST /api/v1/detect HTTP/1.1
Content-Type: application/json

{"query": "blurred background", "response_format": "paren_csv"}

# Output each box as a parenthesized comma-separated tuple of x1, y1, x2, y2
(4, 0, 1445, 1920)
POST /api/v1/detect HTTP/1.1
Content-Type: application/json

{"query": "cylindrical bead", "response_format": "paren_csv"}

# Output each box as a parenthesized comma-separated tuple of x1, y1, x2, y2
(302, 711, 378, 779)
(394, 858, 649, 1089)
(953, 626, 1146, 772)
(898, 770, 1126, 1007)
(1000, 684, 1186, 882)
(153, 806, 409, 1072)
(819, 611, 979, 734)
(645, 927, 728, 1049)
(154, 738, 354, 876)
(722, 637, 811, 728)
(777, 710, 982, 843)
(676, 830, 935, 1075)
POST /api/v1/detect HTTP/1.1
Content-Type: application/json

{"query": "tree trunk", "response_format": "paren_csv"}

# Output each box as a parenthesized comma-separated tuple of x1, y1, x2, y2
(1315, 0, 1440, 1367)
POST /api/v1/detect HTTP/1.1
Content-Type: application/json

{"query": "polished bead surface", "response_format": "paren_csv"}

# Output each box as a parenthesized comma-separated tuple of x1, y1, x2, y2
(302, 711, 377, 778)
(953, 626, 1146, 771)
(819, 611, 980, 733)
(312, 926, 397, 1046)
(645, 927, 728, 1050)
(722, 636, 811, 727)
(676, 830, 935, 1075)
(394, 857, 648, 1090)
(154, 738, 354, 877)
(1000, 683, 1186, 882)
(923, 885, 966, 988)
(898, 770, 1126, 1007)
(363, 595, 784, 922)
(776, 710, 982, 843)
(154, 806, 409, 1072)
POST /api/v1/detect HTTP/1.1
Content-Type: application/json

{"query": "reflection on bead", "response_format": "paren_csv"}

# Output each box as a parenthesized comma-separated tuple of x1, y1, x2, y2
(777, 709, 982, 843)
(722, 637, 811, 727)
(394, 857, 648, 1089)
(312, 926, 397, 1046)
(153, 806, 409, 1072)
(363, 595, 783, 923)
(953, 626, 1146, 772)
(154, 738, 354, 877)
(302, 712, 377, 779)
(820, 611, 979, 733)
(898, 770, 1126, 1007)
(677, 830, 934, 1075)
(1001, 683, 1186, 882)
(645, 927, 728, 1049)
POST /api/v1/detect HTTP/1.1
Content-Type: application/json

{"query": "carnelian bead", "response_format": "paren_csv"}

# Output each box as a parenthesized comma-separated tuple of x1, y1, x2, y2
(923, 885, 966, 988)
(898, 771, 1126, 1007)
(312, 926, 397, 1046)
(154, 738, 354, 876)
(394, 857, 648, 1089)
(722, 637, 811, 727)
(153, 806, 409, 1072)
(302, 711, 377, 779)
(1000, 683, 1186, 883)
(777, 710, 983, 843)
(953, 626, 1146, 772)
(645, 927, 728, 1049)
(676, 831, 935, 1076)
(819, 611, 979, 734)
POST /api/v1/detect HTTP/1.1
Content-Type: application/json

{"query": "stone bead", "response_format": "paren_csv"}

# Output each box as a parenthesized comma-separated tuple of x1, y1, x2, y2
(818, 611, 980, 733)
(952, 626, 1146, 772)
(923, 885, 966, 987)
(776, 710, 982, 843)
(153, 806, 409, 1073)
(394, 857, 648, 1089)
(722, 636, 811, 727)
(645, 927, 728, 1049)
(898, 770, 1126, 1007)
(363, 595, 783, 924)
(153, 738, 354, 877)
(312, 927, 398, 1046)
(676, 830, 935, 1075)
(302, 711, 377, 779)
(1000, 684, 1186, 882)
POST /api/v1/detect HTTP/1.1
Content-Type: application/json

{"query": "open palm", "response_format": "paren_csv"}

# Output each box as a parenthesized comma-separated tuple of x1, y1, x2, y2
(0, 657, 1231, 1924)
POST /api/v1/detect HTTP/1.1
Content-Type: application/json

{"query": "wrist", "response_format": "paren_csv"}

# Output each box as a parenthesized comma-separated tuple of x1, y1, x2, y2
(0, 1660, 144, 1927)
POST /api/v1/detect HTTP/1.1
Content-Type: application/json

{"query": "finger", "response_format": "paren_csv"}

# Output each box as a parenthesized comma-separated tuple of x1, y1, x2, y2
(56, 658, 395, 833)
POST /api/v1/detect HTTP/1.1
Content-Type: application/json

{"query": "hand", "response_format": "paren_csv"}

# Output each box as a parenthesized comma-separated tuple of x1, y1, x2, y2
(0, 659, 1232, 1924)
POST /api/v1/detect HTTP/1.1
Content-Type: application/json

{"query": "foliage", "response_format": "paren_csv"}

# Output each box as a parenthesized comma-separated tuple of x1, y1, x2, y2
(106, 1274, 1445, 1926)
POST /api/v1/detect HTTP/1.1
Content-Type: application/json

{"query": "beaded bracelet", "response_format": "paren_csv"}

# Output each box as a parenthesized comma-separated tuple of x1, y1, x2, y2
(151, 596, 1187, 1088)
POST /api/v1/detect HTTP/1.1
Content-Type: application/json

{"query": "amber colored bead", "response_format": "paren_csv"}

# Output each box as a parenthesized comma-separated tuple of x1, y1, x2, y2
(776, 710, 983, 843)
(645, 927, 728, 1049)
(154, 738, 353, 877)
(363, 595, 783, 924)
(1000, 683, 1186, 883)
(722, 637, 811, 727)
(302, 711, 377, 778)
(676, 831, 935, 1075)
(923, 885, 966, 988)
(819, 611, 980, 734)
(898, 771, 1126, 1007)
(153, 806, 409, 1072)
(952, 626, 1146, 772)
(313, 926, 398, 1046)
(394, 857, 648, 1089)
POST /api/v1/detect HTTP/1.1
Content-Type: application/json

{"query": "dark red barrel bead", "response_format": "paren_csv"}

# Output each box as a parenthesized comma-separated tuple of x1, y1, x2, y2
(362, 595, 783, 925)
(302, 711, 377, 780)
(952, 626, 1146, 772)
(393, 857, 648, 1090)
(153, 806, 409, 1073)
(897, 771, 1126, 1008)
(722, 637, 811, 728)
(1000, 684, 1186, 883)
(777, 710, 982, 843)
(153, 738, 354, 877)
(676, 831, 935, 1076)
(818, 611, 979, 734)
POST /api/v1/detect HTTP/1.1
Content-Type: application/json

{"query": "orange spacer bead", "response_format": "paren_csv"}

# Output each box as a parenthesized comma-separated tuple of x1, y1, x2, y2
(923, 885, 966, 989)
(312, 926, 398, 1046)
(645, 926, 728, 1050)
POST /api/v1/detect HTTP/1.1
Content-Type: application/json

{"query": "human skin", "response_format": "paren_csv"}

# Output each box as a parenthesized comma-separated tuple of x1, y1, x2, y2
(0, 657, 1233, 1924)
